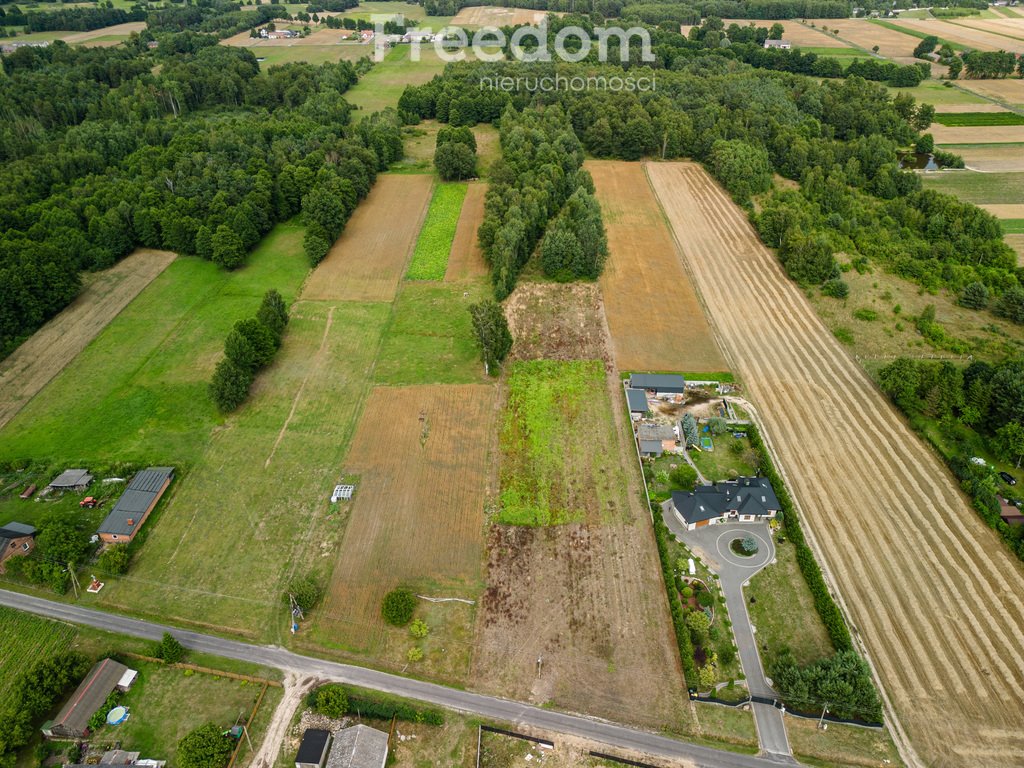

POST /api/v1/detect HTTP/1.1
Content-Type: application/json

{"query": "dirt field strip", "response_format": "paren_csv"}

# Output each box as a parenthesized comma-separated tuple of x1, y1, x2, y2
(932, 103, 1011, 113)
(804, 18, 920, 58)
(302, 174, 433, 302)
(315, 384, 495, 664)
(0, 248, 175, 432)
(445, 181, 489, 281)
(588, 160, 727, 374)
(929, 124, 1024, 143)
(941, 145, 1024, 172)
(894, 17, 1024, 52)
(451, 6, 559, 27)
(646, 161, 1024, 768)
(954, 16, 1024, 42)
(958, 77, 1024, 107)
(979, 203, 1024, 217)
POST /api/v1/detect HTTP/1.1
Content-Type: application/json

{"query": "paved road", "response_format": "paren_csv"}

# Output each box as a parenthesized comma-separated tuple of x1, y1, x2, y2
(0, 589, 800, 768)
(662, 512, 796, 764)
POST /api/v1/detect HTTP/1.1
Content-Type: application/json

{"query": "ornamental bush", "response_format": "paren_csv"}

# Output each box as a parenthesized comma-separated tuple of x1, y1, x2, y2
(381, 588, 416, 626)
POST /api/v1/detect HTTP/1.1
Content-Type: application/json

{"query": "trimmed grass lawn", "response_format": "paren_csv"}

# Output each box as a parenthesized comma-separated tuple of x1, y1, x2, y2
(90, 661, 282, 766)
(253, 44, 370, 68)
(690, 703, 759, 751)
(374, 280, 489, 385)
(690, 436, 758, 482)
(406, 182, 466, 280)
(786, 716, 905, 768)
(921, 170, 1024, 204)
(0, 224, 309, 466)
(798, 46, 864, 57)
(499, 359, 627, 526)
(934, 112, 1024, 126)
(746, 538, 835, 669)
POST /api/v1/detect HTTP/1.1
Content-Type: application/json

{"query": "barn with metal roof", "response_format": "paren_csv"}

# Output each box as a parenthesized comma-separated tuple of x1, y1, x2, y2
(97, 467, 174, 544)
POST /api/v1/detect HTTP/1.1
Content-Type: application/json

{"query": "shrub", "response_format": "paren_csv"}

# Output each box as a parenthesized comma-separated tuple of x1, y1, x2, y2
(177, 723, 233, 768)
(821, 278, 849, 299)
(740, 536, 758, 554)
(652, 513, 698, 687)
(994, 286, 1024, 324)
(156, 632, 185, 664)
(381, 588, 417, 626)
(406, 647, 424, 662)
(409, 619, 430, 638)
(853, 308, 877, 322)
(344, 688, 444, 724)
(959, 281, 990, 310)
(314, 684, 348, 718)
(681, 586, 694, 599)
(833, 327, 854, 345)
(97, 544, 130, 576)
(285, 575, 323, 613)
(669, 464, 697, 491)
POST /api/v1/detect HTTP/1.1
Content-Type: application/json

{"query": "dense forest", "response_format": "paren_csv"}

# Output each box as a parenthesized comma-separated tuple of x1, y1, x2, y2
(0, 36, 401, 358)
(422, 0, 850, 21)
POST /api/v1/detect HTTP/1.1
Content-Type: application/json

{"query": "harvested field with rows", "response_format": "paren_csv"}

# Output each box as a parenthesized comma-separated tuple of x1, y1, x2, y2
(0, 608, 75, 702)
(929, 124, 1024, 143)
(445, 182, 489, 282)
(892, 17, 1024, 53)
(803, 18, 919, 58)
(959, 77, 1024, 106)
(314, 384, 495, 678)
(646, 160, 1024, 768)
(301, 174, 433, 302)
(588, 160, 727, 374)
(941, 145, 1024, 172)
(0, 249, 174, 432)
(451, 5, 556, 27)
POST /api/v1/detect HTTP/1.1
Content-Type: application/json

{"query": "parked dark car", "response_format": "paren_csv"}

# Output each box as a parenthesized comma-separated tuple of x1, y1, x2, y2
(999, 471, 1017, 486)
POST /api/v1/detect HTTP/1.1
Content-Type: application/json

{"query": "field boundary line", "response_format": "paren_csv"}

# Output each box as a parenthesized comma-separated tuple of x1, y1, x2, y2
(265, 304, 335, 468)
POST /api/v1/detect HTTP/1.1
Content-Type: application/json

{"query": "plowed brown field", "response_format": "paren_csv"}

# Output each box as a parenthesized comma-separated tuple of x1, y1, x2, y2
(588, 160, 727, 374)
(302, 174, 433, 301)
(316, 384, 495, 667)
(445, 181, 489, 281)
(0, 248, 175, 431)
(646, 161, 1024, 768)
(930, 124, 1024, 143)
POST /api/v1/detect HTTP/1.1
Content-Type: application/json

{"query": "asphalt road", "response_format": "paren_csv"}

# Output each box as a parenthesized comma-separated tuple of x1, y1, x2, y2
(662, 514, 796, 764)
(0, 589, 801, 768)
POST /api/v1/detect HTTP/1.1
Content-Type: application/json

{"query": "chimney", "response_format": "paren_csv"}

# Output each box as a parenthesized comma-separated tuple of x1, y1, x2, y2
(127, 518, 135, 526)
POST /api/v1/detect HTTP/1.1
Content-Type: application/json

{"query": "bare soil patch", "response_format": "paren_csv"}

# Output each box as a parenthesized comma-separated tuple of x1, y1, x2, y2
(979, 202, 1024, 217)
(804, 18, 919, 57)
(929, 124, 1024, 143)
(315, 384, 495, 679)
(503, 282, 609, 363)
(302, 175, 433, 302)
(1007, 233, 1024, 265)
(933, 103, 1010, 113)
(0, 248, 175, 432)
(588, 159, 727, 374)
(647, 160, 1024, 768)
(63, 22, 145, 43)
(958, 77, 1024, 106)
(955, 16, 1024, 41)
(445, 181, 489, 282)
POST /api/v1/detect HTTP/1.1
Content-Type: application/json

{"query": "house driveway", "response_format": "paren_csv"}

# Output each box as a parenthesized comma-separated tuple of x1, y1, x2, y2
(662, 509, 796, 764)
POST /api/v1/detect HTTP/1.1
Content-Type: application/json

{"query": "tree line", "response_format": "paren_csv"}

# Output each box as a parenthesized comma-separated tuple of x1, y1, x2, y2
(878, 357, 1024, 561)
(0, 5, 143, 33)
(422, 0, 850, 21)
(0, 37, 401, 360)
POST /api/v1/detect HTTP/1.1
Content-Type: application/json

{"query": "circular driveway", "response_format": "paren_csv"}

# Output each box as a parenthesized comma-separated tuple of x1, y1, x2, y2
(713, 528, 773, 570)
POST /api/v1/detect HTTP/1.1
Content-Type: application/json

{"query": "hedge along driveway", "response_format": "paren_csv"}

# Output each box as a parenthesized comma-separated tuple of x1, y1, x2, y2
(406, 183, 468, 281)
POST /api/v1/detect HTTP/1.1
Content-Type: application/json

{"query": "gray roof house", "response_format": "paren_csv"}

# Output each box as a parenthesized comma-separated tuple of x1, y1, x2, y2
(296, 729, 331, 768)
(43, 659, 131, 739)
(98, 467, 174, 544)
(48, 469, 93, 491)
(628, 374, 686, 394)
(0, 522, 36, 572)
(669, 477, 780, 530)
(763, 38, 792, 49)
(325, 725, 388, 768)
(639, 439, 664, 458)
(625, 388, 649, 416)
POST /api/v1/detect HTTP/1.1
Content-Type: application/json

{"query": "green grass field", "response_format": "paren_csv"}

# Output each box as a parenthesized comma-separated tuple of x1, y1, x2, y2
(406, 182, 467, 280)
(690, 436, 758, 482)
(345, 45, 452, 117)
(798, 45, 864, 58)
(373, 280, 489, 385)
(921, 171, 1024, 204)
(886, 81, 989, 107)
(499, 359, 627, 526)
(934, 112, 1024, 126)
(1002, 218, 1024, 234)
(0, 224, 309, 466)
(254, 44, 370, 68)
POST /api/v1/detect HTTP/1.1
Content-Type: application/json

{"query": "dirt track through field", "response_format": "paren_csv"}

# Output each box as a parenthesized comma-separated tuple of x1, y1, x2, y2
(0, 249, 175, 432)
(588, 160, 727, 373)
(445, 181, 489, 281)
(646, 161, 1024, 768)
(302, 174, 433, 302)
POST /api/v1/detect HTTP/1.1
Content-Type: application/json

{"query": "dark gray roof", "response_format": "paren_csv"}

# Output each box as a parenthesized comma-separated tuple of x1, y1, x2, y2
(625, 388, 649, 412)
(51, 659, 129, 737)
(629, 374, 686, 393)
(0, 522, 35, 537)
(639, 440, 664, 456)
(637, 423, 675, 442)
(296, 729, 331, 767)
(326, 726, 388, 768)
(49, 469, 93, 489)
(671, 477, 780, 524)
(98, 467, 174, 537)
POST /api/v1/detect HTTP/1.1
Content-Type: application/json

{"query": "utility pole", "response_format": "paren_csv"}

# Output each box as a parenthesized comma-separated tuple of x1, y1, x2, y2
(817, 703, 830, 730)
(67, 565, 80, 599)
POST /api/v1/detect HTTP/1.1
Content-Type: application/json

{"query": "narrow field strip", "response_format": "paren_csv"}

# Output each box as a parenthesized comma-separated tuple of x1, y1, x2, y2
(406, 182, 467, 281)
(445, 182, 490, 282)
(0, 249, 175, 432)
(933, 112, 1024, 127)
(645, 161, 1024, 768)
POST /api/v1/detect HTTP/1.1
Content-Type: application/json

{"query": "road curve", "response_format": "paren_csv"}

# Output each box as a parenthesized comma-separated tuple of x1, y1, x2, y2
(0, 589, 799, 768)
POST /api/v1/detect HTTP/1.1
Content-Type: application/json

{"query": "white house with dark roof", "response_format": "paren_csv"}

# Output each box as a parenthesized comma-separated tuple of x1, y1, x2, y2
(668, 477, 780, 531)
(763, 38, 792, 49)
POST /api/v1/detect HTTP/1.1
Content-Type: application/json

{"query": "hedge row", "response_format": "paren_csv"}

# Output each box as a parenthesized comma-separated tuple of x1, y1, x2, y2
(343, 688, 445, 726)
(746, 424, 853, 653)
(651, 511, 699, 688)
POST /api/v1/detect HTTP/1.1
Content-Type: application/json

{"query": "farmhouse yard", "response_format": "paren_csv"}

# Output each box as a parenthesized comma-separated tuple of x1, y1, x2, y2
(647, 160, 1024, 768)
(0, 249, 175, 433)
(311, 384, 495, 680)
(588, 160, 727, 374)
